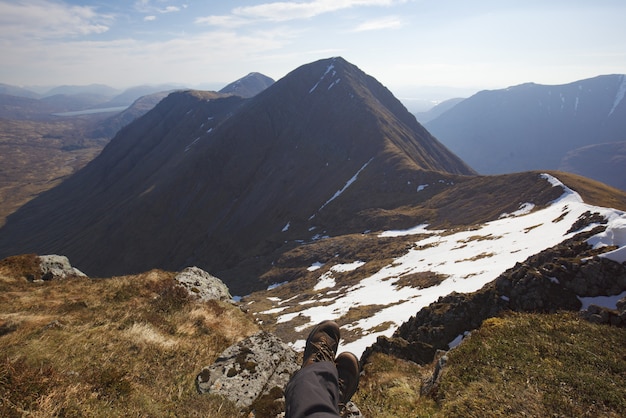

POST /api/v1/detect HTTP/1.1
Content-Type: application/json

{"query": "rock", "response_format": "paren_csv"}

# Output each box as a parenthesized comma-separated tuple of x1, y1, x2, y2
(174, 266, 232, 302)
(421, 351, 448, 396)
(581, 303, 625, 327)
(196, 331, 299, 414)
(39, 255, 87, 280)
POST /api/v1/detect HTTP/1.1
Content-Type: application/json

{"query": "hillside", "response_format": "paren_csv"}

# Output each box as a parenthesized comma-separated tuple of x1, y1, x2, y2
(559, 141, 626, 191)
(1, 256, 624, 417)
(425, 74, 626, 190)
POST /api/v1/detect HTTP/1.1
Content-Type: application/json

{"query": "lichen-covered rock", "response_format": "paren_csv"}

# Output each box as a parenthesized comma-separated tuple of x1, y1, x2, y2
(39, 255, 87, 280)
(196, 331, 299, 413)
(174, 266, 232, 302)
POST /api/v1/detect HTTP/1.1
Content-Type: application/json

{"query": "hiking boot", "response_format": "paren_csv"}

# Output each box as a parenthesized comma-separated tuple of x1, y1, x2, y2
(335, 352, 360, 411)
(301, 320, 340, 367)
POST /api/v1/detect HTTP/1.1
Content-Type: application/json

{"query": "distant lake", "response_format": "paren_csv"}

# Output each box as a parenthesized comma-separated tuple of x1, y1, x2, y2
(52, 106, 127, 117)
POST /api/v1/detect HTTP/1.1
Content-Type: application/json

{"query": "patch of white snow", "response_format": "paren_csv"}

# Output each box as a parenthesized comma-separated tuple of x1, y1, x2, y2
(578, 290, 626, 310)
(313, 272, 336, 291)
(267, 282, 287, 291)
(308, 262, 324, 271)
(379, 224, 438, 238)
(587, 212, 626, 263)
(500, 202, 535, 218)
(318, 158, 373, 211)
(608, 74, 626, 117)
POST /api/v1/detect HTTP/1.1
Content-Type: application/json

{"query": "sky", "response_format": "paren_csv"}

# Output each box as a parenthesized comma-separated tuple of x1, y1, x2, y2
(1, 0, 626, 101)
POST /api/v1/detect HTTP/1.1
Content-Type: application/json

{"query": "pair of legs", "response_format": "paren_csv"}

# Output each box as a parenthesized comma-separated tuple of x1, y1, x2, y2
(285, 321, 360, 418)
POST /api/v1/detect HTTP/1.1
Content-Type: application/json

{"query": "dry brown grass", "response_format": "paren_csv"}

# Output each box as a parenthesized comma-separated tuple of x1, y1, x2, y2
(0, 265, 259, 417)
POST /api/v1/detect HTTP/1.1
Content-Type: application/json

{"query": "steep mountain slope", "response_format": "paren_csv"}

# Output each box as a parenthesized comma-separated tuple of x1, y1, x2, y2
(559, 141, 626, 191)
(425, 74, 626, 186)
(0, 57, 473, 295)
(219, 72, 275, 98)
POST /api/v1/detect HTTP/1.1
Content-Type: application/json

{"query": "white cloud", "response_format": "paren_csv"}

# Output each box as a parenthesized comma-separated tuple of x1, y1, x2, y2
(351, 16, 404, 32)
(197, 0, 403, 27)
(144, 15, 157, 21)
(159, 6, 180, 14)
(0, 0, 111, 40)
(195, 14, 249, 28)
(0, 27, 295, 87)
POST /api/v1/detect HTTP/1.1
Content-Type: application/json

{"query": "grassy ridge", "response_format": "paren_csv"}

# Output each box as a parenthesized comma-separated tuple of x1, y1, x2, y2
(0, 263, 258, 417)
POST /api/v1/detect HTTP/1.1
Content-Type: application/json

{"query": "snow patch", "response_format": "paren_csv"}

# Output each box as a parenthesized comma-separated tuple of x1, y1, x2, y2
(578, 290, 626, 310)
(379, 224, 438, 238)
(328, 78, 341, 90)
(500, 202, 535, 218)
(282, 222, 290, 232)
(314, 271, 336, 290)
(417, 184, 429, 192)
(318, 158, 373, 211)
(313, 261, 365, 291)
(307, 262, 325, 272)
(587, 212, 626, 263)
(267, 281, 287, 291)
(608, 74, 626, 117)
(309, 60, 337, 94)
(331, 261, 365, 272)
(184, 136, 201, 152)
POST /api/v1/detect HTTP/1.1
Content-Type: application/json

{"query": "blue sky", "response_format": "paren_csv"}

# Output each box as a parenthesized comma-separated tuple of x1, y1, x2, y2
(1, 0, 625, 99)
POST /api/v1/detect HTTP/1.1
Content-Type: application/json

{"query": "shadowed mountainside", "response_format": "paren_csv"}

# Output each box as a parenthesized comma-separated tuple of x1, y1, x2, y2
(0, 57, 474, 295)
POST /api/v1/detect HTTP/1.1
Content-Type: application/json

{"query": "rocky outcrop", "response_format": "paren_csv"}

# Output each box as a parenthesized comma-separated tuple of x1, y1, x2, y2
(196, 331, 299, 416)
(581, 296, 626, 327)
(174, 266, 232, 302)
(39, 255, 87, 280)
(363, 226, 626, 365)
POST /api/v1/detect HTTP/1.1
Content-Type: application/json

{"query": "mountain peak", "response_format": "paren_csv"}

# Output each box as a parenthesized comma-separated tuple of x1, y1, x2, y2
(219, 72, 274, 98)
(0, 57, 473, 294)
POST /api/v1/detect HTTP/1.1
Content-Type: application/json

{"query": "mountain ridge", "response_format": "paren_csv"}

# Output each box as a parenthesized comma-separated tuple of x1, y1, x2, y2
(0, 57, 473, 295)
(425, 74, 626, 189)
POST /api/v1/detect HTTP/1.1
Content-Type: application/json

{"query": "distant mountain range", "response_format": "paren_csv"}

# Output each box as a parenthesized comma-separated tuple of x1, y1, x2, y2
(425, 74, 626, 190)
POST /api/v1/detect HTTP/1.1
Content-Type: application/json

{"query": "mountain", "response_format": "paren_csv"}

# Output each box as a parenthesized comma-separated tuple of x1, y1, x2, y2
(101, 84, 184, 107)
(42, 83, 120, 98)
(90, 90, 178, 138)
(0, 57, 473, 295)
(0, 83, 40, 99)
(414, 97, 465, 124)
(425, 74, 626, 186)
(219, 72, 275, 98)
(559, 141, 626, 191)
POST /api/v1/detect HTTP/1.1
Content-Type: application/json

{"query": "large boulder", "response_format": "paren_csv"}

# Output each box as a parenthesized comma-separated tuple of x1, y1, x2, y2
(39, 255, 87, 280)
(196, 331, 299, 415)
(174, 266, 232, 302)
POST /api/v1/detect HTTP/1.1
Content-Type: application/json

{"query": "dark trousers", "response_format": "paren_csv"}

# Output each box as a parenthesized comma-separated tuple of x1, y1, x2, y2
(285, 361, 340, 418)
